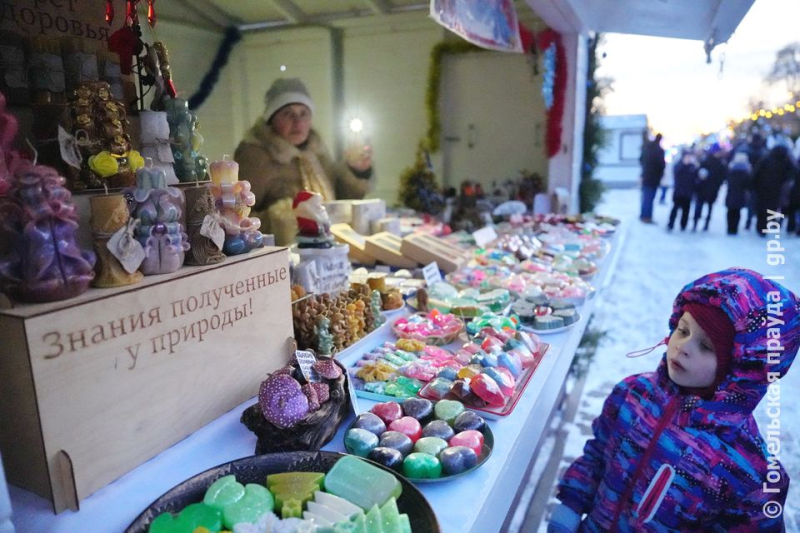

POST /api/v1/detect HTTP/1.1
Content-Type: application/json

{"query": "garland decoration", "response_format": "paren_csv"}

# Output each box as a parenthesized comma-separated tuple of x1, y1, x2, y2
(425, 40, 483, 152)
(188, 26, 242, 110)
(536, 29, 566, 158)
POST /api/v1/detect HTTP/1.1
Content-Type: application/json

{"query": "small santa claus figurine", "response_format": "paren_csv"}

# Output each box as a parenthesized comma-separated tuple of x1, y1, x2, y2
(292, 190, 334, 247)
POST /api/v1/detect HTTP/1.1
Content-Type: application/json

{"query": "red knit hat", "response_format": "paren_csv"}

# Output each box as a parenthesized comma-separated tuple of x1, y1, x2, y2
(683, 303, 736, 387)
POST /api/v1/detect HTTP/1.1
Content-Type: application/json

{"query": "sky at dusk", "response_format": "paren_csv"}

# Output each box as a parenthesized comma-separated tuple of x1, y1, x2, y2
(596, 0, 799, 147)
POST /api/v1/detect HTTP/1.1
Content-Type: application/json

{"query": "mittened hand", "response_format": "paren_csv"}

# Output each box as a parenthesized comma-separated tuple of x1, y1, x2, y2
(547, 503, 581, 533)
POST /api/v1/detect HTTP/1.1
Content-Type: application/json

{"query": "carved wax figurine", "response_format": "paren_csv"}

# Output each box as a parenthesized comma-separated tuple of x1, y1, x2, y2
(292, 190, 334, 249)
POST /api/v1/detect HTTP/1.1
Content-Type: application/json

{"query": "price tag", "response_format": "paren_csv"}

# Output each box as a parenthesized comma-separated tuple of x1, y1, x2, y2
(294, 350, 317, 382)
(345, 371, 360, 415)
(200, 215, 226, 251)
(58, 125, 83, 169)
(107, 221, 145, 274)
(472, 226, 498, 248)
(422, 262, 442, 288)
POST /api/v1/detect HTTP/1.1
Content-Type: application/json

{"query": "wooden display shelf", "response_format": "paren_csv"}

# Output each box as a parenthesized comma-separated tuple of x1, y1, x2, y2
(0, 247, 293, 513)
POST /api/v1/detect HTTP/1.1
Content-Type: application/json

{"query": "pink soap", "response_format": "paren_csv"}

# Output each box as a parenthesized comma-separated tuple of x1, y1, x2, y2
(450, 430, 484, 456)
(388, 416, 423, 442)
(370, 402, 404, 425)
(471, 374, 506, 407)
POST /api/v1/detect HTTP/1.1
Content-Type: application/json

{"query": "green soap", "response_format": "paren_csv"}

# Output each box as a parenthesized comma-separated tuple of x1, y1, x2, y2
(394, 350, 418, 361)
(384, 383, 414, 398)
(148, 512, 186, 533)
(222, 483, 274, 528)
(351, 511, 368, 533)
(382, 353, 405, 366)
(346, 428, 380, 457)
(394, 376, 423, 394)
(413, 437, 448, 456)
(177, 503, 222, 532)
(203, 474, 245, 511)
(364, 382, 386, 394)
(274, 489, 315, 509)
(433, 400, 465, 425)
(365, 505, 384, 533)
(398, 514, 411, 533)
(333, 521, 358, 533)
(267, 472, 324, 489)
(402, 452, 442, 479)
(379, 498, 401, 533)
(324, 456, 402, 511)
(282, 498, 303, 518)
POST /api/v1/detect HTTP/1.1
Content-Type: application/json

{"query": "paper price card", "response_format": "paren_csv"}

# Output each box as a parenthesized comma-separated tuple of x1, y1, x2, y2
(422, 262, 443, 288)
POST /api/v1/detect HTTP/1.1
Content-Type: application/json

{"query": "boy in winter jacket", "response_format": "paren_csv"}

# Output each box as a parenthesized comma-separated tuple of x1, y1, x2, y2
(549, 268, 799, 532)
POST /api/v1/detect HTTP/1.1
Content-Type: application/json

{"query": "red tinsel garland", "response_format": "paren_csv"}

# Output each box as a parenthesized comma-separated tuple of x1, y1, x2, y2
(538, 29, 567, 159)
(519, 24, 567, 159)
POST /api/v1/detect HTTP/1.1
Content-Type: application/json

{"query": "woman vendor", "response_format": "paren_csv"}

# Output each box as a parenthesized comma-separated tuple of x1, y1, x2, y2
(234, 78, 373, 245)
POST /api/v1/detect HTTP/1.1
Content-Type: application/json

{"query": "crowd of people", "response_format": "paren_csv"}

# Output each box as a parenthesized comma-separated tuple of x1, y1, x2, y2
(639, 130, 800, 236)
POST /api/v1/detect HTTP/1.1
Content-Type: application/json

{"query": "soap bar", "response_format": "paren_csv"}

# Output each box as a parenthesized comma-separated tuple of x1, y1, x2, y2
(414, 436, 448, 456)
(402, 452, 442, 479)
(433, 399, 465, 424)
(203, 475, 245, 511)
(346, 428, 379, 457)
(324, 456, 403, 510)
(222, 484, 274, 529)
(313, 490, 363, 519)
(387, 416, 422, 442)
(379, 431, 414, 456)
(450, 430, 485, 457)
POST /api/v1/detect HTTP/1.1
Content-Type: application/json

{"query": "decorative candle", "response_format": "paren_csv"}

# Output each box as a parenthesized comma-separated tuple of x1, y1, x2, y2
(89, 193, 144, 288)
(209, 156, 264, 255)
(0, 162, 96, 302)
(164, 97, 207, 182)
(127, 167, 189, 275)
(184, 185, 225, 266)
(139, 111, 178, 185)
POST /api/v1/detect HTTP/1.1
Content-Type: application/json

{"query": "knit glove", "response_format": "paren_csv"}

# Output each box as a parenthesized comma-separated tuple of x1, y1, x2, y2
(547, 503, 581, 533)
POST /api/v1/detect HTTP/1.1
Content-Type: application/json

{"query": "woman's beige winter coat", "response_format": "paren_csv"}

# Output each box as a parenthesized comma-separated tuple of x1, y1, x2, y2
(234, 120, 372, 245)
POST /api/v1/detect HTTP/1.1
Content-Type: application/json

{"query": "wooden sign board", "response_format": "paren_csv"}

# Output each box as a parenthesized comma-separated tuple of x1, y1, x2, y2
(364, 232, 419, 269)
(400, 232, 469, 273)
(0, 247, 293, 513)
(331, 223, 376, 266)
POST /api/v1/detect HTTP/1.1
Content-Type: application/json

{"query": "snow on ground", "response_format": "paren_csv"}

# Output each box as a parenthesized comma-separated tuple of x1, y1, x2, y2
(537, 187, 800, 531)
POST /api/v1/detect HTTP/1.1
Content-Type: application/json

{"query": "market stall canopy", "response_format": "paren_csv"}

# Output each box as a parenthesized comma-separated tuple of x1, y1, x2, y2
(527, 0, 755, 45)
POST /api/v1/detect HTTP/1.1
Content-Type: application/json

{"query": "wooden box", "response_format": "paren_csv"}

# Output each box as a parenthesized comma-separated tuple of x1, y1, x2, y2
(0, 247, 293, 513)
(331, 223, 376, 266)
(364, 232, 419, 269)
(400, 233, 470, 273)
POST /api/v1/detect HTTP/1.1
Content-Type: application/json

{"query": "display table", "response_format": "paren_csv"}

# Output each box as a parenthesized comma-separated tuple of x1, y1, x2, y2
(8, 230, 623, 533)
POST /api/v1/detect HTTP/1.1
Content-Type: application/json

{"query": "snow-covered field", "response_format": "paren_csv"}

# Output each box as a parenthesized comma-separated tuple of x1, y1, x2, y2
(537, 187, 800, 531)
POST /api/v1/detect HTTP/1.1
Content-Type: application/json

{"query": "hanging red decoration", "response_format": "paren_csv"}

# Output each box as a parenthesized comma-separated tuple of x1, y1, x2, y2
(126, 0, 139, 24)
(536, 29, 567, 159)
(147, 0, 156, 27)
(105, 0, 114, 26)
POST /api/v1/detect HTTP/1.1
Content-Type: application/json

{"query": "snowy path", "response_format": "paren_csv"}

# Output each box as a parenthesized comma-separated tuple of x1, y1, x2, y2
(533, 187, 800, 531)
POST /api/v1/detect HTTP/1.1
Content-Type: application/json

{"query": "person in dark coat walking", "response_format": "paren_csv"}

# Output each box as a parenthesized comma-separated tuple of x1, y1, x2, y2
(668, 151, 698, 231)
(639, 133, 666, 223)
(743, 133, 768, 230)
(724, 152, 752, 235)
(693, 144, 726, 231)
(752, 145, 797, 235)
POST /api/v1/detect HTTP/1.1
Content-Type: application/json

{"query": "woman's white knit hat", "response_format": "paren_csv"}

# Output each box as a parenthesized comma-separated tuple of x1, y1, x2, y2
(263, 78, 315, 122)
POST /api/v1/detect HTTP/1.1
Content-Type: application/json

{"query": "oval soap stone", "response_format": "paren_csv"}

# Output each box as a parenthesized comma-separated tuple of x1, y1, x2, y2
(414, 436, 448, 456)
(379, 431, 414, 456)
(402, 452, 442, 479)
(387, 416, 423, 442)
(421, 419, 455, 441)
(370, 401, 404, 425)
(402, 397, 433, 422)
(353, 412, 387, 436)
(345, 428, 379, 457)
(367, 447, 404, 472)
(439, 446, 478, 475)
(450, 430, 484, 457)
(453, 411, 486, 433)
(434, 400, 465, 424)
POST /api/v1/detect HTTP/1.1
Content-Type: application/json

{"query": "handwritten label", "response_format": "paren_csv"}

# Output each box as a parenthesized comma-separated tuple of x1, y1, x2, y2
(472, 226, 498, 248)
(200, 215, 226, 251)
(422, 262, 443, 288)
(295, 350, 317, 382)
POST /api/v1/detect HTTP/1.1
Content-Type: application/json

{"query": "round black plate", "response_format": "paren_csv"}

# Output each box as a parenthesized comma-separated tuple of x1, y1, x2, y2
(125, 451, 440, 533)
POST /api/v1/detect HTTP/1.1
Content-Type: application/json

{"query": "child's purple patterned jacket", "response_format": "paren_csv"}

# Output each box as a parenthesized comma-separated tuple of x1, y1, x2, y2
(557, 268, 800, 531)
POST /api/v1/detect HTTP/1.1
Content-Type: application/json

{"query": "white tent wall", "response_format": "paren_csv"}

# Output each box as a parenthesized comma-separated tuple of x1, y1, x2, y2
(152, 10, 558, 206)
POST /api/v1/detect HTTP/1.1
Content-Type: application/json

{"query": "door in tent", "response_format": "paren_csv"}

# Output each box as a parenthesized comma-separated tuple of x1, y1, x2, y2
(440, 51, 547, 194)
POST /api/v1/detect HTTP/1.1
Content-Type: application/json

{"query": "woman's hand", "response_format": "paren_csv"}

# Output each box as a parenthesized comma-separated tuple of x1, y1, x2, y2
(345, 142, 373, 173)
